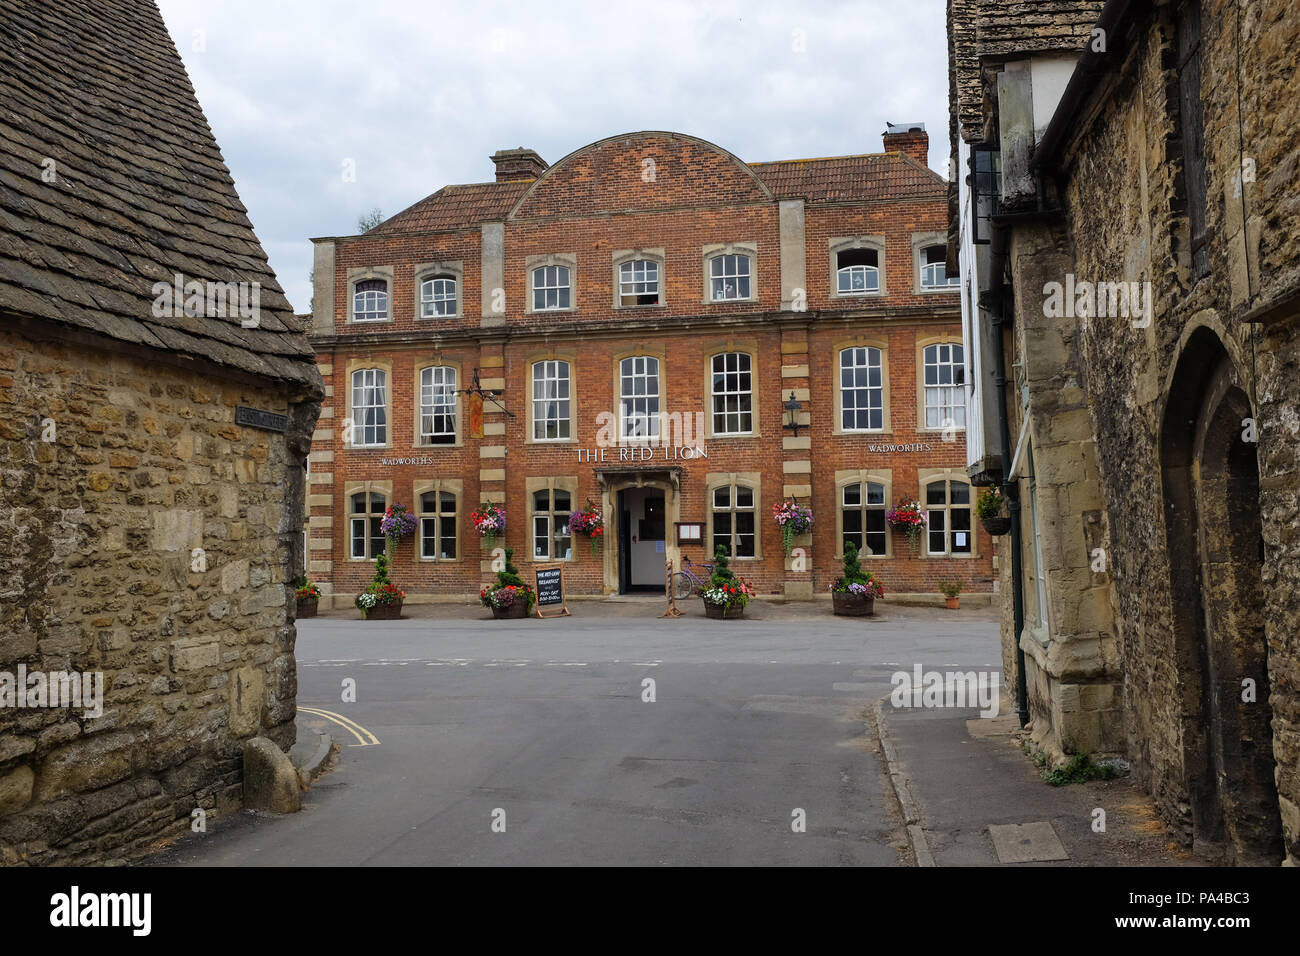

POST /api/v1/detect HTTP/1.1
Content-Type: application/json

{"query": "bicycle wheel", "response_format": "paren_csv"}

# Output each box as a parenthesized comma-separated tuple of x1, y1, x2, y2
(672, 572, 694, 601)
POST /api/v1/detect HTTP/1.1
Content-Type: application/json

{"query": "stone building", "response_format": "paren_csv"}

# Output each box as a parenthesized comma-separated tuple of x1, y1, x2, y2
(0, 0, 322, 862)
(307, 128, 995, 605)
(949, 0, 1299, 865)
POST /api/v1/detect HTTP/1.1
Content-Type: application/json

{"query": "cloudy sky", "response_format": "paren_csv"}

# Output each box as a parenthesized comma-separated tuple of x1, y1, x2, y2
(156, 0, 950, 314)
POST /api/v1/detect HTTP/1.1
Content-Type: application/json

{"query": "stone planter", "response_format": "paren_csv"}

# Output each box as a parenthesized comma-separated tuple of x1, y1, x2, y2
(832, 591, 875, 617)
(295, 596, 318, 619)
(981, 515, 1012, 536)
(945, 596, 960, 610)
(491, 601, 529, 619)
(363, 601, 402, 620)
(703, 600, 745, 619)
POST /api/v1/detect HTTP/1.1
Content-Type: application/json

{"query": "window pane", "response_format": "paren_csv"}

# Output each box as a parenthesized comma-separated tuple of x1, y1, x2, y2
(842, 483, 861, 506)
(926, 482, 946, 506)
(735, 485, 753, 508)
(421, 517, 437, 558)
(950, 482, 970, 505)
(866, 482, 885, 505)
(533, 515, 549, 559)
(440, 515, 456, 559)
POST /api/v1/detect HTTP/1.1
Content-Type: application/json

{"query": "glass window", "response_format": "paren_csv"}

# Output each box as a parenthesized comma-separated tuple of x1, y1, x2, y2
(836, 248, 879, 294)
(709, 254, 751, 301)
(841, 481, 887, 556)
(532, 265, 571, 311)
(419, 366, 457, 444)
(349, 491, 387, 559)
(350, 368, 387, 446)
(712, 482, 756, 558)
(619, 259, 660, 307)
(925, 480, 973, 556)
(420, 275, 457, 317)
(972, 147, 1001, 244)
(353, 279, 388, 321)
(531, 360, 571, 441)
(619, 356, 660, 440)
(711, 352, 753, 435)
(920, 246, 959, 288)
(923, 343, 967, 429)
(840, 347, 884, 431)
(419, 490, 457, 560)
(532, 488, 572, 560)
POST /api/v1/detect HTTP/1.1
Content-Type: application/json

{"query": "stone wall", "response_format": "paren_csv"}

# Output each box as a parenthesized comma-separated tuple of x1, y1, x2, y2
(0, 328, 316, 864)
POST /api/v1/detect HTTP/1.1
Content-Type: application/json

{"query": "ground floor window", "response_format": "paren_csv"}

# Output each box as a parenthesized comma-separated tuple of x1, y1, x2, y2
(924, 479, 972, 555)
(532, 487, 573, 560)
(711, 483, 755, 558)
(350, 491, 387, 559)
(841, 481, 888, 556)
(419, 489, 457, 560)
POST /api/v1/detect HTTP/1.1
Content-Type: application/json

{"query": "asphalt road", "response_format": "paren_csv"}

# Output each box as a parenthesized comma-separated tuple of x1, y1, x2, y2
(157, 600, 1000, 866)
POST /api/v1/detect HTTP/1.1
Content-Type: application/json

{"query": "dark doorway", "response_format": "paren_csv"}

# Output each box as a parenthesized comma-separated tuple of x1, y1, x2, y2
(616, 486, 665, 594)
(1160, 327, 1283, 863)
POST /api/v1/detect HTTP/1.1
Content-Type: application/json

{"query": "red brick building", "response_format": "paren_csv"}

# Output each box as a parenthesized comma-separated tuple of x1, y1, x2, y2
(307, 127, 994, 605)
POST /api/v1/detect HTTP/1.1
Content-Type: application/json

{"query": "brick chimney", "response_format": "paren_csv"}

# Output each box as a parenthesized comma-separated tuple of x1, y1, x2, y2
(882, 122, 929, 169)
(491, 148, 548, 182)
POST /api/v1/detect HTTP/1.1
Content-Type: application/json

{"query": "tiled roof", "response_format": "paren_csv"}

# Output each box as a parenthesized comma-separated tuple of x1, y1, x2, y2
(0, 0, 321, 390)
(749, 152, 946, 202)
(370, 181, 533, 234)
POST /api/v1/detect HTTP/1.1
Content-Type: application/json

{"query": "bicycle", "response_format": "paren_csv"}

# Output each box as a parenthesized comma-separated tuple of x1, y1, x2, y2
(672, 555, 715, 600)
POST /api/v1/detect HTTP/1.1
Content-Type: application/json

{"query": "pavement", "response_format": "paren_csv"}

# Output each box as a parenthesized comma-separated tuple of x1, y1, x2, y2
(147, 598, 1194, 866)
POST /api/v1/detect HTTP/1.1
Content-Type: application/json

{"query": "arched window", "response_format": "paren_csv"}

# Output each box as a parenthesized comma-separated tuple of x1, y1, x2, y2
(708, 254, 751, 301)
(419, 366, 457, 445)
(922, 343, 966, 429)
(419, 489, 457, 560)
(711, 482, 756, 558)
(710, 352, 753, 435)
(350, 368, 387, 446)
(353, 279, 389, 321)
(619, 356, 660, 440)
(619, 259, 661, 306)
(836, 248, 879, 294)
(839, 347, 884, 431)
(924, 479, 972, 556)
(532, 265, 571, 311)
(420, 275, 458, 317)
(841, 481, 888, 556)
(350, 491, 387, 559)
(532, 487, 573, 560)
(532, 360, 571, 440)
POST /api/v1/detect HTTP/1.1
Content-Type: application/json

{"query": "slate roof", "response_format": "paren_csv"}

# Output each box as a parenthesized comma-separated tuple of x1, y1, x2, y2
(749, 151, 946, 202)
(0, 0, 321, 390)
(371, 181, 532, 235)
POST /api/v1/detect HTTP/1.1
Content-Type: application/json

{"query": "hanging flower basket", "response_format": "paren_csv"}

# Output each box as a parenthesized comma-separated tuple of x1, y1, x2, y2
(380, 503, 417, 552)
(471, 502, 507, 549)
(886, 498, 927, 556)
(772, 499, 814, 557)
(976, 487, 1010, 535)
(568, 501, 604, 558)
(981, 515, 1012, 536)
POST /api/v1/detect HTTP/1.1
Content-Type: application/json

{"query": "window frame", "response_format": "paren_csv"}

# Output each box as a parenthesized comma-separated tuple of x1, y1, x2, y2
(834, 470, 892, 559)
(708, 351, 755, 437)
(704, 472, 761, 560)
(919, 473, 976, 558)
(617, 353, 663, 443)
(525, 253, 577, 314)
(970, 146, 1001, 245)
(346, 484, 390, 561)
(612, 249, 666, 309)
(913, 233, 960, 292)
(701, 242, 758, 304)
(415, 261, 463, 319)
(829, 237, 886, 299)
(415, 480, 461, 562)
(917, 338, 967, 433)
(348, 366, 389, 448)
(417, 364, 459, 446)
(529, 357, 573, 443)
(526, 477, 578, 563)
(837, 345, 887, 434)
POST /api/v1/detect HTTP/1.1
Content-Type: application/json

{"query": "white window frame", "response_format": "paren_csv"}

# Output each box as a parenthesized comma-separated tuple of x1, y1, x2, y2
(708, 253, 752, 302)
(349, 491, 387, 560)
(420, 276, 458, 317)
(618, 259, 661, 307)
(532, 360, 571, 441)
(836, 250, 880, 295)
(531, 487, 573, 561)
(619, 355, 660, 441)
(923, 479, 974, 557)
(841, 481, 888, 557)
(418, 488, 458, 561)
(419, 366, 458, 445)
(710, 352, 753, 435)
(711, 482, 756, 559)
(920, 245, 959, 289)
(839, 347, 885, 432)
(923, 343, 967, 430)
(350, 368, 387, 447)
(532, 264, 571, 311)
(352, 279, 389, 322)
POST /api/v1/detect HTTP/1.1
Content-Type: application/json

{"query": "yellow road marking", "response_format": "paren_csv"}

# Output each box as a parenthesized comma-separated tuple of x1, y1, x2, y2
(299, 706, 381, 747)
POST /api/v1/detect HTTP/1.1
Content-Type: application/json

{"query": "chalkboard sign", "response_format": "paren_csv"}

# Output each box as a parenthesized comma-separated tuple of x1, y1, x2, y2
(534, 565, 570, 618)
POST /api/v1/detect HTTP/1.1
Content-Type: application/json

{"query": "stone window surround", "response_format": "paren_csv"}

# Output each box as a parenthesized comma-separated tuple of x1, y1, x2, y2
(911, 232, 956, 294)
(829, 236, 886, 299)
(611, 345, 668, 445)
(833, 468, 893, 560)
(414, 260, 464, 319)
(346, 265, 394, 324)
(525, 349, 577, 445)
(917, 467, 978, 559)
(412, 354, 464, 449)
(915, 334, 967, 435)
(525, 475, 579, 563)
(611, 247, 667, 309)
(526, 252, 578, 314)
(703, 471, 763, 561)
(413, 477, 463, 562)
(344, 357, 394, 450)
(701, 241, 759, 305)
(700, 339, 761, 440)
(343, 479, 392, 561)
(831, 334, 892, 436)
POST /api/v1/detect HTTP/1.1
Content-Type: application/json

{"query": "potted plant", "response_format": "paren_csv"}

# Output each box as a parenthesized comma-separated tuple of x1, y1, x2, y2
(471, 502, 507, 549)
(938, 579, 963, 609)
(355, 553, 405, 620)
(568, 500, 604, 558)
(772, 498, 814, 557)
(830, 541, 885, 616)
(977, 486, 1011, 536)
(480, 547, 536, 619)
(700, 544, 755, 619)
(295, 575, 321, 618)
(886, 497, 927, 556)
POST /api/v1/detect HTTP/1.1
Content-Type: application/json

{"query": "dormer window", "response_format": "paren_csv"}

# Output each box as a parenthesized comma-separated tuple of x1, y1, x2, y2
(353, 279, 389, 321)
(836, 249, 879, 294)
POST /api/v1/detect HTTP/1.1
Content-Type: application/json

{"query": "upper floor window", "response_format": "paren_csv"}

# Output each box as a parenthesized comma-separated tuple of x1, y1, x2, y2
(837, 248, 879, 294)
(619, 259, 660, 307)
(350, 491, 387, 559)
(532, 265, 571, 311)
(419, 489, 458, 560)
(971, 146, 1001, 244)
(420, 275, 458, 317)
(353, 279, 389, 322)
(619, 356, 660, 440)
(419, 366, 457, 445)
(709, 254, 751, 301)
(922, 343, 966, 429)
(712, 483, 756, 558)
(840, 347, 884, 431)
(711, 352, 753, 435)
(532, 360, 571, 441)
(351, 368, 387, 446)
(842, 481, 887, 557)
(925, 479, 973, 556)
(920, 246, 959, 289)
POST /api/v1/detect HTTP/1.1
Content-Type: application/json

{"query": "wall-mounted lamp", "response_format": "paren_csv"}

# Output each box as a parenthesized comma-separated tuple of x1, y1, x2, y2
(782, 391, 804, 438)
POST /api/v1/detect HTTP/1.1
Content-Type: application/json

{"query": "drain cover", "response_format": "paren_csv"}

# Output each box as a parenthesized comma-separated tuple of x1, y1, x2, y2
(988, 822, 1069, 863)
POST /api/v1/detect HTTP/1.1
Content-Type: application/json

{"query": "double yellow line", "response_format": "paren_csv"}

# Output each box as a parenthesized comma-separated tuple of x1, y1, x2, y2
(299, 706, 381, 747)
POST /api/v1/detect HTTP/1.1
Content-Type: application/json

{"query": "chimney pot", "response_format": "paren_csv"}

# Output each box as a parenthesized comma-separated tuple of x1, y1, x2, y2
(882, 122, 929, 169)
(491, 148, 548, 182)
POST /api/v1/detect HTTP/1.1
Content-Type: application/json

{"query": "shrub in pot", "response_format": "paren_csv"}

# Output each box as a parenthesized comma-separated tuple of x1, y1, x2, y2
(977, 486, 1011, 536)
(830, 542, 884, 616)
(480, 547, 536, 619)
(295, 576, 321, 618)
(938, 579, 963, 609)
(700, 544, 754, 619)
(355, 553, 405, 620)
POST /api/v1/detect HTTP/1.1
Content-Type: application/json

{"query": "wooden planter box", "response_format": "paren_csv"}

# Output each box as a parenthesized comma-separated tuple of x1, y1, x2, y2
(981, 515, 1012, 536)
(703, 600, 745, 619)
(363, 601, 402, 620)
(832, 591, 875, 617)
(295, 596, 318, 619)
(491, 601, 529, 619)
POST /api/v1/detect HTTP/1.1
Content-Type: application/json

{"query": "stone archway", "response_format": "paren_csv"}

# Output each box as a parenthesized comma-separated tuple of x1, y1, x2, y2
(595, 467, 682, 595)
(1159, 326, 1283, 863)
